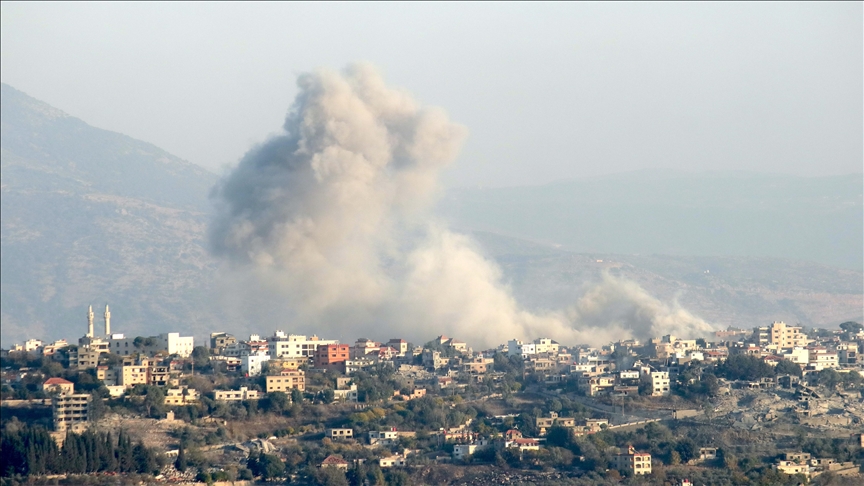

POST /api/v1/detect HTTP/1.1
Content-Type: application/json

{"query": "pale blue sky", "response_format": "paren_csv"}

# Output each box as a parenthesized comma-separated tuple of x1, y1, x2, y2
(2, 2, 861, 187)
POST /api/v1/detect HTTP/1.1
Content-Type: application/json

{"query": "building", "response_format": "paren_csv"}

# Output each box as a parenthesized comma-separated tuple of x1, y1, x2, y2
(369, 430, 399, 446)
(117, 358, 150, 387)
(650, 371, 670, 396)
(41, 377, 74, 396)
(210, 332, 237, 352)
(753, 321, 808, 349)
(214, 387, 260, 401)
(387, 339, 409, 356)
(614, 446, 652, 475)
(808, 348, 839, 371)
(319, 455, 350, 470)
(379, 454, 407, 468)
(313, 344, 351, 372)
(53, 393, 91, 431)
(164, 387, 199, 405)
(325, 428, 354, 439)
(266, 370, 306, 392)
(241, 353, 271, 377)
(269, 332, 337, 359)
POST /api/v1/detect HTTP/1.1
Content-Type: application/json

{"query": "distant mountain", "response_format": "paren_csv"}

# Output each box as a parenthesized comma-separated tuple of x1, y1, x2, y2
(1, 84, 221, 346)
(1, 84, 860, 347)
(437, 170, 863, 270)
(467, 231, 863, 330)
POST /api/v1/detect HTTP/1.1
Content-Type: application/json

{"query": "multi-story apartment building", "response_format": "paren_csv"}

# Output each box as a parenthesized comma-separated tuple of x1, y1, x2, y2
(269, 332, 336, 359)
(209, 332, 237, 352)
(313, 344, 351, 371)
(650, 371, 670, 396)
(808, 347, 839, 371)
(615, 446, 652, 475)
(753, 321, 808, 349)
(266, 370, 306, 392)
(53, 393, 91, 431)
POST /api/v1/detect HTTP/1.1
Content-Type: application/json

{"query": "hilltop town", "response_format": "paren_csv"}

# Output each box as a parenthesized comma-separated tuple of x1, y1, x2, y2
(2, 308, 863, 485)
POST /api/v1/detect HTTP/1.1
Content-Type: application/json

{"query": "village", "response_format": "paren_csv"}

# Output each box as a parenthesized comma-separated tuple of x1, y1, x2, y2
(2, 307, 863, 485)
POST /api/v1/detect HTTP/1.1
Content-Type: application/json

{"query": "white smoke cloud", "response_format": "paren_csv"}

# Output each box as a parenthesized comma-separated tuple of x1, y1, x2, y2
(210, 64, 714, 348)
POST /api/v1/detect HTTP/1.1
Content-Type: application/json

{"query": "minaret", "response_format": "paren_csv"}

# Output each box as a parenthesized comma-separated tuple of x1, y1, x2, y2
(104, 305, 111, 336)
(87, 305, 94, 338)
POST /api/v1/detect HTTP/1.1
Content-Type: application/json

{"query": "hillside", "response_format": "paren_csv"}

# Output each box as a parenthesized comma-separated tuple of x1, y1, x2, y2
(0, 84, 221, 345)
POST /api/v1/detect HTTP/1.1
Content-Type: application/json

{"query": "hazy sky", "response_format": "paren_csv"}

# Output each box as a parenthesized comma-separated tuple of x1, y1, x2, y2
(1, 2, 861, 187)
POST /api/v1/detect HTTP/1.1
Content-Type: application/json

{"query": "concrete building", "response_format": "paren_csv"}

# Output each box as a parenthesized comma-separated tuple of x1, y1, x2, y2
(214, 386, 260, 401)
(209, 332, 237, 352)
(387, 339, 409, 356)
(42, 377, 74, 396)
(650, 371, 670, 396)
(313, 344, 351, 372)
(269, 332, 337, 359)
(266, 370, 306, 392)
(753, 321, 808, 349)
(369, 430, 399, 446)
(53, 393, 91, 431)
(808, 348, 839, 371)
(117, 357, 150, 387)
(164, 387, 199, 405)
(241, 353, 271, 377)
(325, 428, 354, 439)
(615, 446, 652, 475)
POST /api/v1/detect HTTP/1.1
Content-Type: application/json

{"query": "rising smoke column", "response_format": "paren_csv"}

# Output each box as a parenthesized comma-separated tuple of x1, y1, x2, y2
(210, 64, 714, 348)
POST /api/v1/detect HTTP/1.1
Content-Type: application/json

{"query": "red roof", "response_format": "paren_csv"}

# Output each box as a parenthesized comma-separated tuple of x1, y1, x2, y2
(320, 455, 349, 465)
(43, 377, 73, 385)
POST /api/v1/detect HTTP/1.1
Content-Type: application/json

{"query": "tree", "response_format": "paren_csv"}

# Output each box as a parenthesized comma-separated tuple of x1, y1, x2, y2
(290, 388, 303, 405)
(717, 354, 774, 381)
(775, 358, 803, 377)
(143, 386, 165, 418)
(258, 453, 285, 481)
(817, 369, 841, 390)
(265, 392, 289, 413)
(191, 346, 210, 369)
(546, 425, 573, 448)
(175, 442, 187, 472)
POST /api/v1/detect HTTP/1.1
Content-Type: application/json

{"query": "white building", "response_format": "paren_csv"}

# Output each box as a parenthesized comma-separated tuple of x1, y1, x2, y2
(650, 371, 670, 396)
(242, 353, 271, 376)
(214, 386, 260, 401)
(369, 430, 399, 446)
(808, 348, 839, 371)
(268, 333, 337, 359)
(158, 333, 195, 357)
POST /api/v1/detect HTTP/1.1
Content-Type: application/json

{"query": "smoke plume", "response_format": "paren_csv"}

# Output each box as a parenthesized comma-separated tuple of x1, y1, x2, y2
(210, 64, 713, 348)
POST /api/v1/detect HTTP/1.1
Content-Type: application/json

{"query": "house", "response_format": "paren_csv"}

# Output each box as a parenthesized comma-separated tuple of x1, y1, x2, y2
(614, 446, 652, 475)
(379, 454, 407, 468)
(369, 430, 399, 446)
(41, 377, 74, 396)
(504, 438, 540, 452)
(164, 387, 199, 405)
(214, 387, 260, 401)
(326, 428, 354, 439)
(266, 370, 306, 392)
(650, 371, 670, 396)
(319, 455, 350, 470)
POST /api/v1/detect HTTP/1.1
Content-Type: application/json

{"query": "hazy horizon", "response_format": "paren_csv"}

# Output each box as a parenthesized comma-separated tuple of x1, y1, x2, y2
(2, 2, 861, 188)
